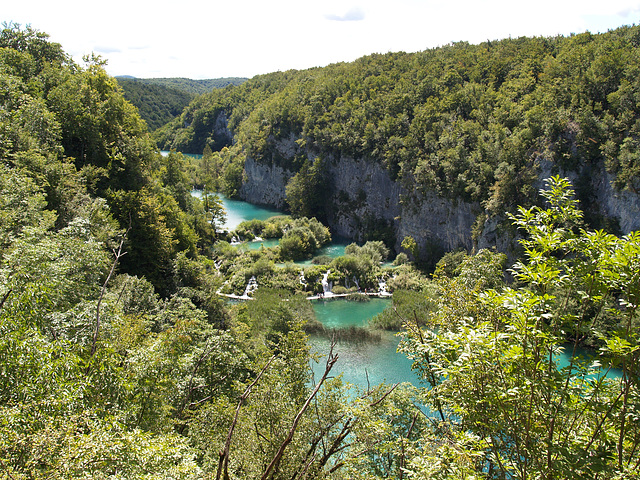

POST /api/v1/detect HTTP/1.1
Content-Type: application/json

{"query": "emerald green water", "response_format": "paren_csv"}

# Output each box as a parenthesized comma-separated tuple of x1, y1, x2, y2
(294, 237, 350, 265)
(244, 238, 280, 250)
(312, 297, 391, 329)
(189, 189, 619, 389)
(309, 299, 420, 388)
(192, 189, 353, 256)
(219, 194, 284, 231)
(191, 190, 283, 231)
(189, 189, 419, 388)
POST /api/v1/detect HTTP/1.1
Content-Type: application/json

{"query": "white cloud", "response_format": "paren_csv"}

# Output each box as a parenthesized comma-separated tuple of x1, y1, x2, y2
(324, 7, 366, 22)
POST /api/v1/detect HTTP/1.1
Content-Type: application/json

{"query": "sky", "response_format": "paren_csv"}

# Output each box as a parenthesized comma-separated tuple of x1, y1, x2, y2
(4, 0, 640, 79)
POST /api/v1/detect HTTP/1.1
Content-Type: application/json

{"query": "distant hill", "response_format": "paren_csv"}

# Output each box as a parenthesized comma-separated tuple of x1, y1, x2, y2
(123, 77, 248, 96)
(155, 26, 640, 237)
(116, 77, 247, 130)
(116, 79, 195, 131)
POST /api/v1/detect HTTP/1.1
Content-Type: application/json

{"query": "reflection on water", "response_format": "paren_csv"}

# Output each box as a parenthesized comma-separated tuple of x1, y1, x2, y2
(310, 298, 420, 388)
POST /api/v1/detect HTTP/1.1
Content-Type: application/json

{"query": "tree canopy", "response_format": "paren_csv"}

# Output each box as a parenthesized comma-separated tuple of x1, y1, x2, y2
(116, 78, 196, 131)
(158, 26, 640, 223)
(2, 22, 640, 480)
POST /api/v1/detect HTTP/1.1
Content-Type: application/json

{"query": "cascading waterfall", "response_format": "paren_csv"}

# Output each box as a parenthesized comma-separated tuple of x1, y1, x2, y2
(242, 276, 258, 298)
(378, 277, 391, 296)
(321, 270, 334, 297)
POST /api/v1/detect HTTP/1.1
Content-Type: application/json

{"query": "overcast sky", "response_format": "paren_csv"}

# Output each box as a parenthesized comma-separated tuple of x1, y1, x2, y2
(4, 0, 640, 79)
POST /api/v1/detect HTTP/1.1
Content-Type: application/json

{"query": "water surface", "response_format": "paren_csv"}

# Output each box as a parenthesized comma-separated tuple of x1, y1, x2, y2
(192, 190, 284, 231)
(190, 188, 417, 388)
(295, 237, 351, 265)
(309, 298, 420, 388)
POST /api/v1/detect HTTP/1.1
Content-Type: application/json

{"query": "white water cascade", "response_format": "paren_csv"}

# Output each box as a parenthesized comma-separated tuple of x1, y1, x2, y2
(378, 277, 391, 296)
(321, 270, 334, 297)
(242, 276, 259, 299)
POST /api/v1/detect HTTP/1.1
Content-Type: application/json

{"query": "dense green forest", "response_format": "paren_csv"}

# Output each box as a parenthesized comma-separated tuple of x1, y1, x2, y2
(131, 77, 248, 95)
(156, 25, 640, 223)
(116, 79, 196, 130)
(1, 22, 640, 479)
(117, 77, 248, 131)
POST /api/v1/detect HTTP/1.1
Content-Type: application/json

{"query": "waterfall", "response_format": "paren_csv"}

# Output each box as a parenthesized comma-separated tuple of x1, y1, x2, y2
(378, 277, 391, 296)
(242, 276, 259, 298)
(321, 270, 334, 297)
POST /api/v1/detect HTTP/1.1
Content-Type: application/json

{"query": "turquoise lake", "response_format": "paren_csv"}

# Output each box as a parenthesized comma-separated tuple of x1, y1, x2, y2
(189, 189, 617, 389)
(308, 298, 420, 388)
(191, 189, 283, 231)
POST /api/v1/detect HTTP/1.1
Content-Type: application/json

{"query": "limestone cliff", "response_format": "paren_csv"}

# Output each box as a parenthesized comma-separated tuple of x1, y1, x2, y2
(239, 147, 482, 260)
(239, 157, 291, 209)
(238, 138, 640, 262)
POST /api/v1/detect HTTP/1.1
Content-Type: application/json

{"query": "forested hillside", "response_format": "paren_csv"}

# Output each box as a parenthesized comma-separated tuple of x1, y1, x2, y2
(0, 24, 258, 477)
(156, 26, 640, 231)
(117, 77, 248, 131)
(0, 23, 438, 479)
(134, 76, 248, 95)
(116, 78, 196, 130)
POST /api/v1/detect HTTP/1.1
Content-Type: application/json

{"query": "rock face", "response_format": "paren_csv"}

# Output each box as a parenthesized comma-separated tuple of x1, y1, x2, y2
(594, 169, 640, 235)
(240, 150, 481, 261)
(323, 155, 479, 256)
(238, 140, 640, 261)
(213, 112, 233, 147)
(536, 157, 640, 234)
(239, 157, 291, 209)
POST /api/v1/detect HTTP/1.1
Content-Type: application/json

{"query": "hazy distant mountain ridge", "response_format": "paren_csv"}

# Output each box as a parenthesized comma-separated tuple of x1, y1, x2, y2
(123, 77, 248, 95)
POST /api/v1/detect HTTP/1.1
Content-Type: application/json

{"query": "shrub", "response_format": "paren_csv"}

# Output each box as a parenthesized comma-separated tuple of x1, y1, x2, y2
(311, 255, 333, 265)
(393, 252, 408, 265)
(346, 293, 370, 302)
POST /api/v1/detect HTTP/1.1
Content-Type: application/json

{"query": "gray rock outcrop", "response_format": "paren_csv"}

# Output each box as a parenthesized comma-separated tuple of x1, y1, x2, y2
(238, 137, 640, 262)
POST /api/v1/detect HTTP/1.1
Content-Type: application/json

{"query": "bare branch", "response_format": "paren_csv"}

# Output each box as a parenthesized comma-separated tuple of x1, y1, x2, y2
(177, 339, 224, 417)
(0, 289, 11, 311)
(260, 344, 339, 480)
(216, 355, 277, 480)
(89, 227, 130, 361)
(369, 382, 399, 407)
(399, 412, 419, 480)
